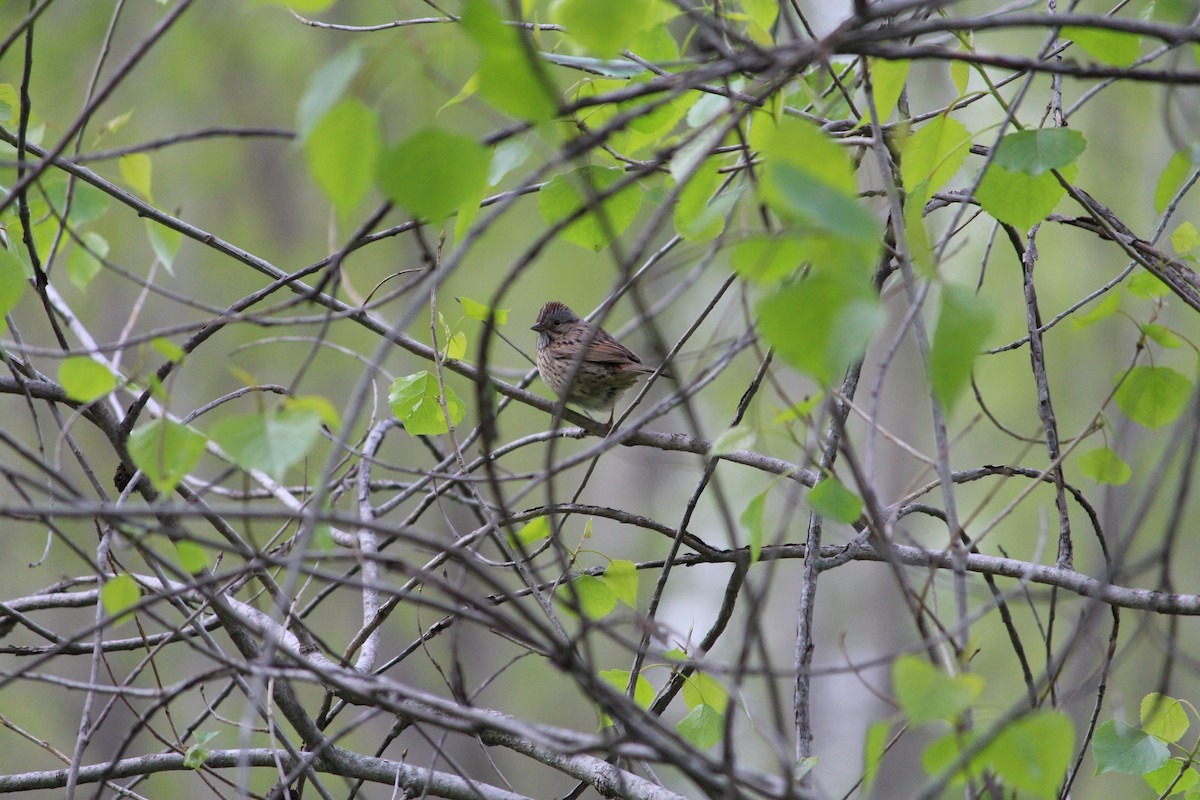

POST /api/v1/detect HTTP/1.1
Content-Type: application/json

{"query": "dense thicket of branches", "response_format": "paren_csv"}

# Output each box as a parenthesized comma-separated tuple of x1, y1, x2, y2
(1, 1, 1199, 798)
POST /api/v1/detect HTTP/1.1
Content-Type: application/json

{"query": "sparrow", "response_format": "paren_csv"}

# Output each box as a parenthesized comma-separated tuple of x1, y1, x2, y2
(530, 301, 661, 429)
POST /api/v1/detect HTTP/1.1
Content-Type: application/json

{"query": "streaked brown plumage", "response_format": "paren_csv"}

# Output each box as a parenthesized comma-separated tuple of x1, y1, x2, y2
(531, 301, 658, 427)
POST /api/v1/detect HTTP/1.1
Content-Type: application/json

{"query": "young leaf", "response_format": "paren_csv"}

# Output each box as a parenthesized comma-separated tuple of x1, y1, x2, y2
(599, 669, 655, 708)
(677, 703, 724, 749)
(758, 275, 884, 386)
(1155, 150, 1194, 213)
(709, 425, 756, 456)
(145, 219, 182, 273)
(378, 128, 490, 222)
(209, 408, 324, 481)
(306, 97, 382, 216)
(893, 654, 983, 724)
(1093, 719, 1170, 776)
(1072, 291, 1120, 328)
(992, 129, 1087, 176)
(601, 559, 638, 607)
(868, 58, 910, 123)
(1114, 366, 1192, 430)
(59, 357, 117, 403)
(1141, 693, 1190, 743)
(1171, 221, 1200, 253)
(975, 163, 1072, 229)
(1143, 761, 1199, 796)
(460, 0, 557, 122)
(807, 476, 863, 524)
(67, 231, 109, 290)
(458, 296, 510, 324)
(388, 371, 466, 436)
(862, 720, 893, 797)
(929, 283, 995, 411)
(538, 166, 642, 252)
(1078, 447, 1132, 485)
(101, 574, 140, 623)
(175, 541, 210, 574)
(119, 153, 153, 203)
(555, 0, 649, 56)
(128, 418, 207, 494)
(296, 47, 364, 139)
(983, 711, 1074, 800)
(0, 248, 29, 316)
(739, 490, 767, 562)
(512, 516, 551, 546)
(558, 574, 617, 619)
(1063, 26, 1141, 67)
(900, 114, 972, 205)
(683, 671, 728, 713)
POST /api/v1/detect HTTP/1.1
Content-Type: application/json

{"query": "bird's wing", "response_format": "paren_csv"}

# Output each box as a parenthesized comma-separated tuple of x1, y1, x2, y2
(584, 338, 655, 371)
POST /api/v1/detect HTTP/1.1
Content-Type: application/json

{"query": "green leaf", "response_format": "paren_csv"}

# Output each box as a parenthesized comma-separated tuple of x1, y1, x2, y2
(1093, 719, 1170, 776)
(1144, 761, 1199, 796)
(1114, 365, 1192, 430)
(993, 129, 1087, 176)
(922, 728, 978, 788)
(446, 330, 467, 360)
(900, 114, 972, 205)
(1063, 26, 1142, 67)
(296, 47, 363, 139)
(862, 720, 893, 797)
(512, 516, 551, 546)
(1142, 323, 1184, 348)
(152, 337, 186, 362)
(929, 283, 995, 411)
(559, 574, 617, 619)
(0, 247, 28, 317)
(758, 275, 884, 385)
(674, 167, 731, 243)
(458, 296, 510, 324)
(1171, 221, 1200, 253)
(1072, 291, 1120, 328)
(175, 541, 210, 574)
(683, 671, 728, 713)
(119, 153, 153, 203)
(728, 235, 808, 284)
(868, 58, 909, 123)
(1156, 150, 1195, 213)
(1078, 447, 1132, 485)
(1142, 693, 1190, 743)
(985, 711, 1074, 799)
(209, 406, 324, 481)
(537, 166, 642, 252)
(739, 490, 766, 562)
(709, 424, 755, 456)
(950, 59, 969, 95)
(763, 160, 879, 242)
(460, 0, 557, 122)
(378, 128, 490, 222)
(1128, 270, 1171, 299)
(128, 418, 207, 494)
(976, 162, 1074, 228)
(67, 231, 109, 289)
(893, 654, 983, 724)
(306, 97, 381, 216)
(59, 357, 117, 402)
(807, 476, 862, 524)
(36, 175, 111, 227)
(677, 703, 724, 749)
(388, 371, 466, 435)
(101, 574, 140, 623)
(184, 731, 218, 769)
(287, 394, 341, 431)
(489, 132, 535, 186)
(145, 219, 182, 273)
(258, 0, 335, 12)
(599, 669, 655, 708)
(555, 0, 649, 55)
(601, 559, 638, 607)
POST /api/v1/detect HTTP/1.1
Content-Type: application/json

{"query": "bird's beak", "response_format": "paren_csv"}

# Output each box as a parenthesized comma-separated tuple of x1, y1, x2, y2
(530, 322, 545, 332)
